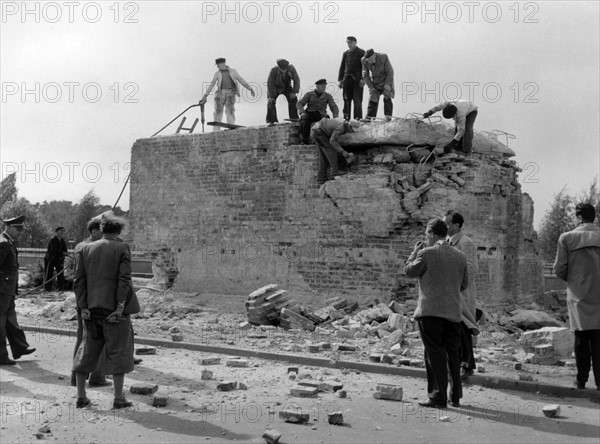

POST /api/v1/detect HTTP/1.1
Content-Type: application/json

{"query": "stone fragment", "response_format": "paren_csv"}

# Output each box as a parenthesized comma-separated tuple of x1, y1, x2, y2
(153, 392, 169, 407)
(201, 369, 213, 380)
(514, 363, 523, 370)
(290, 386, 319, 398)
(477, 366, 485, 373)
(239, 382, 248, 390)
(373, 383, 403, 401)
(262, 428, 282, 444)
(518, 374, 533, 382)
(199, 357, 221, 365)
(542, 404, 561, 418)
(168, 326, 180, 334)
(279, 408, 310, 423)
(239, 321, 252, 330)
(328, 411, 344, 425)
(226, 359, 250, 367)
(380, 354, 394, 364)
(130, 383, 159, 395)
(287, 366, 299, 374)
(135, 346, 157, 355)
(398, 358, 411, 366)
(319, 342, 331, 350)
(171, 333, 184, 342)
(217, 381, 237, 391)
(307, 344, 320, 353)
(337, 344, 356, 352)
(369, 353, 382, 362)
(338, 390, 347, 398)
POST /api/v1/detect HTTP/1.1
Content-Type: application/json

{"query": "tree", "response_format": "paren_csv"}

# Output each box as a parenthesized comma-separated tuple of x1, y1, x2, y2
(575, 176, 600, 226)
(538, 187, 575, 262)
(68, 190, 101, 244)
(0, 172, 18, 210)
(0, 198, 52, 248)
(36, 200, 77, 236)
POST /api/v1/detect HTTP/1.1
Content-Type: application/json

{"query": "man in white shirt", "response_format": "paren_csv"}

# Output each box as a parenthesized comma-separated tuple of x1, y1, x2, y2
(423, 100, 478, 154)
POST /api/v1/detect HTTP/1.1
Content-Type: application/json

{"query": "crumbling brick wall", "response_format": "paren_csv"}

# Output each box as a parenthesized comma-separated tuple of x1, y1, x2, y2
(129, 124, 542, 309)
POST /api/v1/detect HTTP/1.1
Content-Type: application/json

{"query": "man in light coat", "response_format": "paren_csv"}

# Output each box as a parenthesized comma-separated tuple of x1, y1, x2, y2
(554, 203, 600, 390)
(200, 58, 255, 130)
(405, 218, 468, 408)
(361, 48, 394, 119)
(445, 210, 479, 380)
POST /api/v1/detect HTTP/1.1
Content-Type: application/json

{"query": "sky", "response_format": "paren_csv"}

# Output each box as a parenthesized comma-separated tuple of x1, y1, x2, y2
(1, 0, 599, 229)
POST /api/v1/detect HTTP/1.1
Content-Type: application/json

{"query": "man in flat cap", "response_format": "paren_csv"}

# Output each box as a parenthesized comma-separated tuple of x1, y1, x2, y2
(405, 218, 468, 408)
(311, 119, 357, 185)
(266, 59, 301, 125)
(0, 216, 36, 365)
(44, 226, 68, 291)
(200, 57, 256, 131)
(423, 100, 478, 154)
(297, 79, 339, 144)
(338, 36, 365, 121)
(361, 48, 395, 120)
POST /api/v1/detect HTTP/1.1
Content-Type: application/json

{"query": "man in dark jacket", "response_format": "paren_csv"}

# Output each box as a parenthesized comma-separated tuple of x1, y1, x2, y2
(297, 79, 339, 144)
(44, 226, 68, 291)
(338, 36, 365, 121)
(73, 212, 138, 409)
(266, 59, 300, 124)
(311, 119, 357, 185)
(405, 218, 468, 408)
(0, 215, 35, 365)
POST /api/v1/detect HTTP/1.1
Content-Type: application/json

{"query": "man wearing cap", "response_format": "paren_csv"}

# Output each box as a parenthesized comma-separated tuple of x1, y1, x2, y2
(405, 218, 468, 408)
(0, 216, 36, 365)
(554, 203, 600, 390)
(361, 49, 395, 119)
(297, 79, 339, 144)
(338, 36, 365, 121)
(266, 59, 301, 125)
(199, 58, 256, 131)
(423, 100, 478, 154)
(44, 226, 68, 291)
(311, 119, 357, 185)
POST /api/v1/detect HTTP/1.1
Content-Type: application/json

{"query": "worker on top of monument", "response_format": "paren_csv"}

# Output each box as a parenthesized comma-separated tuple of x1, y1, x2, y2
(266, 58, 301, 125)
(361, 48, 395, 120)
(311, 119, 357, 186)
(297, 79, 339, 145)
(199, 58, 256, 131)
(338, 36, 366, 121)
(423, 100, 478, 155)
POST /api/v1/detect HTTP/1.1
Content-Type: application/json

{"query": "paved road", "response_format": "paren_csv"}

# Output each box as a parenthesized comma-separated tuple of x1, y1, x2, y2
(1, 334, 599, 443)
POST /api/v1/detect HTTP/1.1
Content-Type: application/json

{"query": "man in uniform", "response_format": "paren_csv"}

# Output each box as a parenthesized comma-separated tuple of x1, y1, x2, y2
(338, 36, 365, 121)
(266, 59, 300, 125)
(361, 48, 395, 119)
(44, 226, 68, 291)
(0, 215, 36, 365)
(297, 79, 339, 144)
(310, 119, 357, 186)
(554, 203, 600, 390)
(423, 100, 478, 154)
(200, 57, 256, 131)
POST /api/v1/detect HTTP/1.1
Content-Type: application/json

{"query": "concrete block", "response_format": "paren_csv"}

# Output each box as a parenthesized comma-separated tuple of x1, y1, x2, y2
(199, 357, 221, 365)
(262, 428, 282, 444)
(290, 386, 319, 398)
(130, 383, 159, 395)
(135, 346, 157, 355)
(201, 369, 213, 380)
(152, 392, 169, 407)
(369, 353, 382, 362)
(380, 354, 394, 364)
(542, 404, 561, 418)
(239, 321, 252, 330)
(217, 381, 237, 391)
(520, 327, 572, 358)
(337, 390, 347, 398)
(328, 411, 344, 425)
(373, 383, 403, 401)
(171, 333, 184, 342)
(279, 408, 310, 423)
(226, 359, 250, 367)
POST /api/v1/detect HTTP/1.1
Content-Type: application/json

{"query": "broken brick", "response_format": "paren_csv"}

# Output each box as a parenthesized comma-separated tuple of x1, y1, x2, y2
(279, 408, 310, 423)
(226, 359, 250, 368)
(130, 383, 159, 395)
(217, 381, 237, 391)
(290, 386, 318, 398)
(201, 369, 213, 380)
(199, 357, 220, 365)
(135, 346, 157, 355)
(152, 392, 169, 407)
(328, 411, 344, 425)
(171, 333, 184, 342)
(542, 404, 561, 418)
(262, 428, 282, 444)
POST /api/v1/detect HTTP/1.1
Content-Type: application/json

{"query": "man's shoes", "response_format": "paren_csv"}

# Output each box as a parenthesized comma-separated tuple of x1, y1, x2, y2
(89, 379, 112, 387)
(418, 400, 447, 409)
(451, 401, 460, 408)
(574, 380, 586, 389)
(113, 398, 133, 409)
(460, 368, 474, 381)
(267, 122, 276, 127)
(71, 372, 77, 387)
(133, 358, 143, 365)
(0, 358, 17, 366)
(13, 348, 35, 360)
(76, 397, 91, 409)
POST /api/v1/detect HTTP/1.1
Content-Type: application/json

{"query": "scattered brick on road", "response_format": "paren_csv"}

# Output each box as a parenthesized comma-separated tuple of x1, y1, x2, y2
(135, 346, 157, 355)
(279, 408, 310, 423)
(217, 381, 238, 391)
(542, 404, 561, 418)
(328, 411, 344, 425)
(152, 392, 169, 407)
(199, 357, 221, 365)
(373, 383, 403, 401)
(262, 428, 282, 444)
(290, 386, 319, 398)
(130, 383, 159, 395)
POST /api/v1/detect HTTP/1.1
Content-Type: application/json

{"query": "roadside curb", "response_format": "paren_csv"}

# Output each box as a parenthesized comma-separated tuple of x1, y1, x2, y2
(22, 324, 600, 402)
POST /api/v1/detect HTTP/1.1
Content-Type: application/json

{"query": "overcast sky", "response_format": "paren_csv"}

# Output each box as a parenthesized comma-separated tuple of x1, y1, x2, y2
(1, 1, 598, 229)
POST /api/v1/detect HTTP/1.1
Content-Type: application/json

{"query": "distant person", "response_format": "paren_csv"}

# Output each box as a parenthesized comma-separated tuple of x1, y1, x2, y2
(44, 226, 68, 291)
(73, 212, 140, 409)
(361, 48, 395, 119)
(445, 210, 479, 381)
(554, 203, 600, 390)
(71, 217, 109, 388)
(405, 218, 468, 408)
(297, 79, 339, 144)
(199, 57, 256, 131)
(423, 100, 478, 154)
(266, 59, 300, 125)
(338, 36, 365, 121)
(311, 119, 357, 186)
(0, 215, 36, 365)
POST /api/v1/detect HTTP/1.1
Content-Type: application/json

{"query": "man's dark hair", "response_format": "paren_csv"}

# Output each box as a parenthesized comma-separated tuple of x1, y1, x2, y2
(575, 203, 596, 222)
(86, 217, 101, 234)
(347, 36, 357, 42)
(427, 218, 449, 237)
(100, 212, 126, 234)
(445, 210, 464, 228)
(442, 104, 457, 119)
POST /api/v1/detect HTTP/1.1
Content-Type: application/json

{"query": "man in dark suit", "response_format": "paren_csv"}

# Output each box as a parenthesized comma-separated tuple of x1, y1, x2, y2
(338, 36, 365, 121)
(266, 58, 300, 124)
(73, 212, 139, 409)
(405, 218, 468, 408)
(0, 215, 35, 365)
(44, 226, 68, 291)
